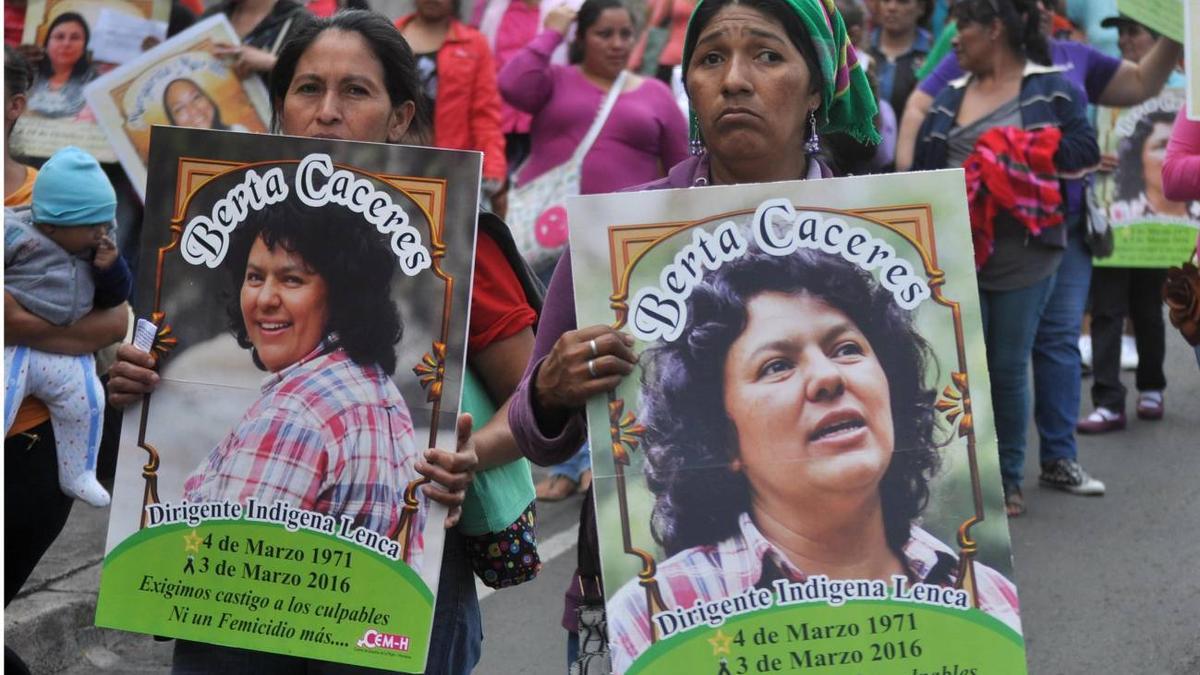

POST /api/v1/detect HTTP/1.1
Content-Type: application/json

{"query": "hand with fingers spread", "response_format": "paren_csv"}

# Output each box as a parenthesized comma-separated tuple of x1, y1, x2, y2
(543, 4, 578, 35)
(534, 325, 638, 420)
(417, 413, 478, 528)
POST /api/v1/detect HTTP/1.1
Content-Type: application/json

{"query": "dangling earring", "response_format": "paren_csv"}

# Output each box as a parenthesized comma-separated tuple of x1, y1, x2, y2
(805, 110, 820, 155)
(690, 137, 705, 156)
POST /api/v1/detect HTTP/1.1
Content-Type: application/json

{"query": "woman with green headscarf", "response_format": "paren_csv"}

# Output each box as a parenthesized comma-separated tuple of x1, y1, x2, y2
(505, 0, 882, 669)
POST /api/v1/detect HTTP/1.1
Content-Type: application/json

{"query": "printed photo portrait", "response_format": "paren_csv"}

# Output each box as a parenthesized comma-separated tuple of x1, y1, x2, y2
(12, 0, 169, 159)
(86, 15, 271, 197)
(568, 172, 1028, 674)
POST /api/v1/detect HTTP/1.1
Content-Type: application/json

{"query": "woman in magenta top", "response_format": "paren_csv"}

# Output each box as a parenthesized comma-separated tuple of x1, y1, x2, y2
(498, 0, 688, 196)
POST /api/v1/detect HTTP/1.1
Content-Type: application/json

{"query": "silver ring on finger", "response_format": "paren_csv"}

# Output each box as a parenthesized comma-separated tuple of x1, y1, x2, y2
(589, 338, 599, 357)
(587, 358, 598, 378)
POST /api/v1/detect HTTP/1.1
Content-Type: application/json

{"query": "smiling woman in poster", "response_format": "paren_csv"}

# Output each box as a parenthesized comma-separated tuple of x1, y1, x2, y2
(27, 12, 98, 118)
(181, 196, 426, 566)
(605, 249, 1021, 672)
(162, 77, 250, 131)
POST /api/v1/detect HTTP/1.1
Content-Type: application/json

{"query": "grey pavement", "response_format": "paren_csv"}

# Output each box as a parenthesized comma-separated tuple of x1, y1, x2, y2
(5, 335, 1198, 674)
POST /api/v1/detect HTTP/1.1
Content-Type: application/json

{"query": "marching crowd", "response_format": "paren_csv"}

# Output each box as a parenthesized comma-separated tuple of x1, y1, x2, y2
(4, 0, 1199, 673)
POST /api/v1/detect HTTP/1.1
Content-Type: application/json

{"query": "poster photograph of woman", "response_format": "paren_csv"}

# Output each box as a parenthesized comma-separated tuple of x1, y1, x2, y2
(568, 170, 1028, 675)
(13, 0, 170, 160)
(1095, 90, 1200, 268)
(85, 15, 271, 198)
(94, 127, 481, 672)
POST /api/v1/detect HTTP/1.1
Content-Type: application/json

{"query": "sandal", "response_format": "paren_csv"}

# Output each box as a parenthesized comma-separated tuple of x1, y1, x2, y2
(535, 474, 577, 502)
(1004, 485, 1025, 518)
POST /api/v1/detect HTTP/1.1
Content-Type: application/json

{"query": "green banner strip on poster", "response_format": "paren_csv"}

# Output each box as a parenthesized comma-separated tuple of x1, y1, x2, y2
(1116, 0, 1184, 42)
(1094, 222, 1200, 268)
(96, 521, 433, 672)
(627, 601, 1025, 675)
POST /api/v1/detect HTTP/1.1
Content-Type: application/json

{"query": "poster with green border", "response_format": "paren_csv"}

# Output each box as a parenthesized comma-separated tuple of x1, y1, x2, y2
(1094, 90, 1200, 269)
(569, 170, 1027, 675)
(96, 127, 481, 672)
(1116, 0, 1184, 42)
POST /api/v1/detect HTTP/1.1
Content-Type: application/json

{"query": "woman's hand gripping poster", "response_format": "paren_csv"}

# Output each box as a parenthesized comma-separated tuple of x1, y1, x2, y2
(569, 170, 1028, 675)
(95, 127, 481, 673)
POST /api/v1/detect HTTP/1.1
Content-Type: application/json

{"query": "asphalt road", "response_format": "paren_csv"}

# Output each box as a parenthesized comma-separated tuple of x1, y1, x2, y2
(7, 333, 1198, 674)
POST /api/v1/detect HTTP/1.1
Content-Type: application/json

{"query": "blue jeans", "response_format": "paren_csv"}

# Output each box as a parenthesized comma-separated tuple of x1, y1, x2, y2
(549, 442, 591, 483)
(567, 631, 579, 671)
(980, 273, 1057, 489)
(1032, 230, 1092, 465)
(426, 527, 483, 675)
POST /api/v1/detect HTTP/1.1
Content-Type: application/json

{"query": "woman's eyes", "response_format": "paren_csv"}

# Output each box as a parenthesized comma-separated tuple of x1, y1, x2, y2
(244, 271, 264, 284)
(699, 51, 724, 66)
(758, 358, 793, 378)
(756, 50, 783, 63)
(832, 341, 866, 359)
(294, 82, 321, 95)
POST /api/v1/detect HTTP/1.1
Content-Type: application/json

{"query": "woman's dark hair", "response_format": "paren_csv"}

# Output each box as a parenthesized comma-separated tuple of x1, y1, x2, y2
(224, 196, 403, 374)
(269, 10, 431, 141)
(569, 0, 633, 64)
(162, 78, 229, 130)
(5, 45, 33, 99)
(38, 12, 92, 80)
(1114, 109, 1177, 203)
(641, 248, 940, 557)
(951, 0, 1050, 66)
(680, 0, 825, 149)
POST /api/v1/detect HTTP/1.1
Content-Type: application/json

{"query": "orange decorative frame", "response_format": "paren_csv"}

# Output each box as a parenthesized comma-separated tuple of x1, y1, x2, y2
(135, 156, 454, 565)
(600, 204, 984, 643)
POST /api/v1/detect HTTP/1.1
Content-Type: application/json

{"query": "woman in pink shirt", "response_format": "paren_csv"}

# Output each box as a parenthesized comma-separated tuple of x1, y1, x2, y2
(498, 0, 688, 198)
(1162, 104, 1200, 367)
(628, 0, 697, 82)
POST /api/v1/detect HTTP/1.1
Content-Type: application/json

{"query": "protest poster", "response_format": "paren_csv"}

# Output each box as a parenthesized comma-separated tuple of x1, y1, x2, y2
(1094, 90, 1200, 268)
(1116, 0, 1183, 43)
(95, 127, 481, 672)
(12, 0, 170, 161)
(1188, 0, 1199, 121)
(85, 15, 272, 198)
(570, 170, 1026, 675)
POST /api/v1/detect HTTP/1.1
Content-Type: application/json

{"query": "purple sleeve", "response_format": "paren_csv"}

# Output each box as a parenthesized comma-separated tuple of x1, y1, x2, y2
(507, 250, 587, 467)
(917, 52, 962, 97)
(1080, 43, 1121, 103)
(497, 29, 564, 115)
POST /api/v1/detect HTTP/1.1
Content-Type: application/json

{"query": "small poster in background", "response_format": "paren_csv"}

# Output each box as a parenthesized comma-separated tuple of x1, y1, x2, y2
(13, 0, 170, 161)
(1116, 0, 1184, 43)
(570, 170, 1027, 675)
(95, 127, 482, 672)
(1094, 90, 1200, 268)
(85, 15, 272, 198)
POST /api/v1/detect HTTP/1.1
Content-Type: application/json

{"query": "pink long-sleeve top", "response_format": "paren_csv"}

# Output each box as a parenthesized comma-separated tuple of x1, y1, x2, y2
(498, 29, 688, 195)
(1163, 105, 1200, 250)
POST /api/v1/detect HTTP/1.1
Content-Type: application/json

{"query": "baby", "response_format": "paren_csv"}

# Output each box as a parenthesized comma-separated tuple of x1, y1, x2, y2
(4, 146, 132, 507)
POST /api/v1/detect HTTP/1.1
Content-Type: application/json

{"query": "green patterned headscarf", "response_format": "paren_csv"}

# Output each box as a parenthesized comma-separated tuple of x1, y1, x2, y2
(681, 0, 881, 148)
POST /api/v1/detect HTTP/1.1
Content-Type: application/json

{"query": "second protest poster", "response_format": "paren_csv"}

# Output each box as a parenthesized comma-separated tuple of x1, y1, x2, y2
(570, 170, 1026, 675)
(95, 127, 481, 672)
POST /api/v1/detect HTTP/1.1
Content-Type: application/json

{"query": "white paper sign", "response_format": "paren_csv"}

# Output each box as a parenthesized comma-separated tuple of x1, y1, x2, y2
(90, 9, 168, 65)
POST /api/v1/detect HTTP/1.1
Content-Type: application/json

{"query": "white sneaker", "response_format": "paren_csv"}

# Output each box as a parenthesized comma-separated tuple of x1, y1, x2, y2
(1120, 335, 1139, 370)
(1079, 335, 1093, 369)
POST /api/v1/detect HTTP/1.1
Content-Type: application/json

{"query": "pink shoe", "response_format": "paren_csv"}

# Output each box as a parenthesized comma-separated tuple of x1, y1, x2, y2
(1076, 407, 1126, 434)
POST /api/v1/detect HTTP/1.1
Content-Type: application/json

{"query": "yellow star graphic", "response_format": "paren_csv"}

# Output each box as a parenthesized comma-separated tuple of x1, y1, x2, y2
(708, 628, 733, 655)
(183, 529, 202, 553)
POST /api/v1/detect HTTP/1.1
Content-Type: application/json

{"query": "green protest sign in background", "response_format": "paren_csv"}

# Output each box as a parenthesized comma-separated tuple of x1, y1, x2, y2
(1117, 0, 1184, 42)
(1094, 91, 1200, 269)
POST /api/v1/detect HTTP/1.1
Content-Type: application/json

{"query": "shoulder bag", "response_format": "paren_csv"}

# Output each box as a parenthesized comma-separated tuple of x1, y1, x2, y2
(506, 70, 628, 277)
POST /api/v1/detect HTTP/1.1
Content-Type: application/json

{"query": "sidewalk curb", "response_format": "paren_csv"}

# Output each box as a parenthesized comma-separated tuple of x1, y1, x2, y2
(5, 560, 102, 673)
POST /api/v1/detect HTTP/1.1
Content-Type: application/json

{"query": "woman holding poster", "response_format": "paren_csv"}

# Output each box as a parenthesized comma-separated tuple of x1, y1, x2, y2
(605, 248, 1020, 672)
(108, 11, 537, 674)
(507, 0, 883, 666)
